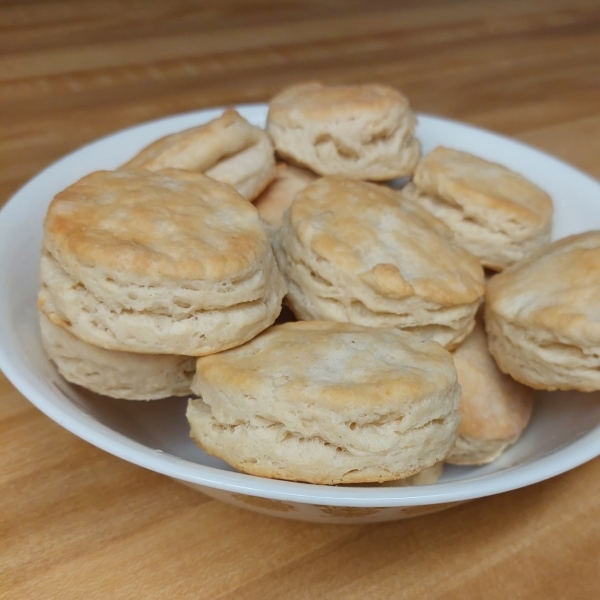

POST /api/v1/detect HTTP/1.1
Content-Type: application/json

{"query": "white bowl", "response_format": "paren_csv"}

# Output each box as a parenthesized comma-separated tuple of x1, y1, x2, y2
(2, 105, 600, 524)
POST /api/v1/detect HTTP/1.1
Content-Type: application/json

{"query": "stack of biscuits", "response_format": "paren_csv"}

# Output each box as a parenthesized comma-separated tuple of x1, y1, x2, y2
(39, 80, 600, 487)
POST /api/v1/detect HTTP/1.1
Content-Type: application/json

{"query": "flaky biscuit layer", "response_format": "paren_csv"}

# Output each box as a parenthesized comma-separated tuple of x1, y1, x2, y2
(39, 312, 195, 400)
(39, 251, 286, 355)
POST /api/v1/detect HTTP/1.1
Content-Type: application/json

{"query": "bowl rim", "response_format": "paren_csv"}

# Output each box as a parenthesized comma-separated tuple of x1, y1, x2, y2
(2, 104, 600, 508)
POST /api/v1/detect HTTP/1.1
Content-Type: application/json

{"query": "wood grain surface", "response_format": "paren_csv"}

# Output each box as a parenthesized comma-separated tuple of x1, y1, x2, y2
(1, 1, 600, 598)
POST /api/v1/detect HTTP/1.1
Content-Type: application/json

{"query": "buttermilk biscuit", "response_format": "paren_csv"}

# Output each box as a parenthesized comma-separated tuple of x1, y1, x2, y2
(407, 147, 553, 271)
(273, 176, 484, 349)
(485, 231, 600, 391)
(446, 319, 533, 465)
(40, 312, 195, 400)
(39, 169, 286, 356)
(187, 321, 461, 485)
(267, 82, 420, 180)
(122, 109, 276, 201)
(253, 163, 318, 229)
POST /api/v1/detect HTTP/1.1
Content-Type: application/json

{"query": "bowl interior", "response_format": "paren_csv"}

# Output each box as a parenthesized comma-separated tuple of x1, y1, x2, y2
(2, 105, 600, 505)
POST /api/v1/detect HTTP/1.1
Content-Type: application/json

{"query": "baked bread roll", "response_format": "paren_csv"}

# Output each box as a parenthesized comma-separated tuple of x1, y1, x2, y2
(485, 231, 600, 391)
(267, 82, 420, 180)
(447, 319, 534, 465)
(122, 109, 276, 201)
(39, 312, 195, 400)
(39, 169, 285, 356)
(187, 321, 461, 484)
(404, 147, 553, 271)
(273, 176, 484, 349)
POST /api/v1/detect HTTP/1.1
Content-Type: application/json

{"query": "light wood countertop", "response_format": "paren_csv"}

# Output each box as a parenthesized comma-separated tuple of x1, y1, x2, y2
(1, 1, 600, 597)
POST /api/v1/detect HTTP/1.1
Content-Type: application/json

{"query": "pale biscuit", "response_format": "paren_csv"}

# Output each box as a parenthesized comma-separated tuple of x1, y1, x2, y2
(253, 162, 317, 229)
(39, 312, 195, 400)
(408, 147, 553, 270)
(446, 319, 533, 465)
(267, 82, 420, 180)
(187, 321, 461, 485)
(273, 176, 484, 349)
(485, 231, 600, 391)
(122, 109, 276, 201)
(39, 169, 286, 356)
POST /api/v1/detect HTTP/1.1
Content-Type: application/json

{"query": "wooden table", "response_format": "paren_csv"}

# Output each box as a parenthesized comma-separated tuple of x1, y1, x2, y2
(2, 1, 600, 597)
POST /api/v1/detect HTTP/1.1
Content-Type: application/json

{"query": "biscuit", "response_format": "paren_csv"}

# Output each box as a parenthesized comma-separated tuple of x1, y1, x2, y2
(39, 169, 286, 356)
(446, 319, 533, 465)
(39, 312, 195, 400)
(485, 231, 600, 391)
(267, 82, 420, 180)
(273, 176, 484, 349)
(187, 321, 461, 485)
(408, 147, 553, 270)
(122, 109, 276, 201)
(253, 162, 317, 229)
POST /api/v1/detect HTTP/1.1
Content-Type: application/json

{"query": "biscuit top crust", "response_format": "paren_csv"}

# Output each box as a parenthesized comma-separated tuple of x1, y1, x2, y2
(485, 231, 600, 345)
(414, 147, 553, 229)
(287, 176, 484, 305)
(268, 81, 411, 123)
(196, 321, 457, 412)
(43, 169, 270, 281)
(121, 109, 266, 172)
(452, 320, 533, 439)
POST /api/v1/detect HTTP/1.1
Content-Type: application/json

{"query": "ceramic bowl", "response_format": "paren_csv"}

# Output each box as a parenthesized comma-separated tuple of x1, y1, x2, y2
(2, 105, 600, 524)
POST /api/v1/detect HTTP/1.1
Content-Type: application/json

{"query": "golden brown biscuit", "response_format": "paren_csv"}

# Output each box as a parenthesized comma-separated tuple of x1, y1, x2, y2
(122, 109, 276, 201)
(407, 147, 553, 270)
(267, 82, 420, 180)
(39, 169, 286, 356)
(273, 176, 484, 349)
(187, 321, 461, 485)
(39, 312, 195, 400)
(485, 231, 600, 391)
(447, 319, 534, 465)
(253, 163, 318, 229)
